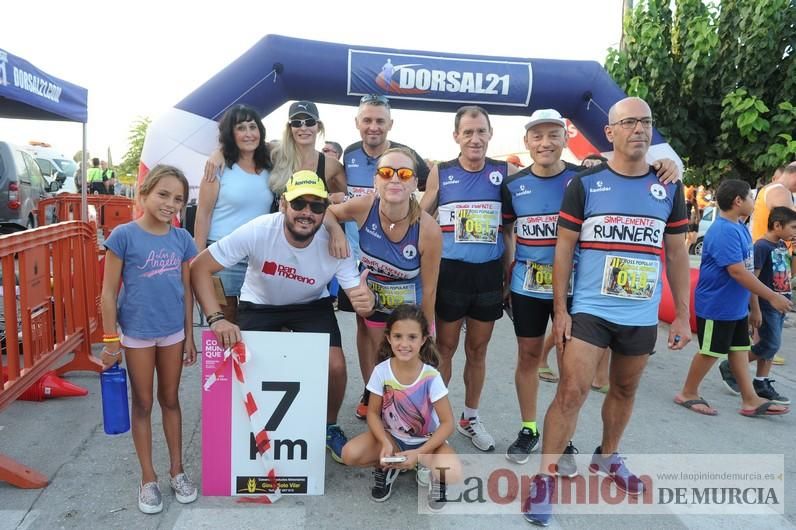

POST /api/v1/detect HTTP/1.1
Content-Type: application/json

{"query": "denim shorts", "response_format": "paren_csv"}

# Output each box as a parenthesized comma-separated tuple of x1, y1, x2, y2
(751, 303, 786, 360)
(207, 240, 247, 297)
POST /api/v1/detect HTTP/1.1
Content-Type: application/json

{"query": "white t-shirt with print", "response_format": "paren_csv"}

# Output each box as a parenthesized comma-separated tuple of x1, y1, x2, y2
(209, 212, 359, 305)
(366, 358, 448, 445)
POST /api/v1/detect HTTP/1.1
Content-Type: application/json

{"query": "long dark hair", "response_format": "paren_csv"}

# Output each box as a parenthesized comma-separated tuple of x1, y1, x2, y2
(376, 305, 440, 368)
(218, 104, 273, 172)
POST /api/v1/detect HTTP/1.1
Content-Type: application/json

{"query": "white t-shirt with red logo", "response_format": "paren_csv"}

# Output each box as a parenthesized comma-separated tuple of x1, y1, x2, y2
(208, 213, 360, 305)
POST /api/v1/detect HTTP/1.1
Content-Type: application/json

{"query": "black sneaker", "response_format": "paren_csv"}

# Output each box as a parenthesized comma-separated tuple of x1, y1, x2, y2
(754, 379, 791, 405)
(506, 427, 539, 464)
(555, 441, 579, 478)
(427, 478, 447, 512)
(371, 467, 399, 502)
(718, 360, 740, 395)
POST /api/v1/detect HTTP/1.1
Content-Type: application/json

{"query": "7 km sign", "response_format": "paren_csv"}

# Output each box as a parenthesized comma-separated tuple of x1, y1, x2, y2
(201, 330, 329, 496)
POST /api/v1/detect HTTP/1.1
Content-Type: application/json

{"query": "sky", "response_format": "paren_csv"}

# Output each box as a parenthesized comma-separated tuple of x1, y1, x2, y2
(1, 0, 624, 170)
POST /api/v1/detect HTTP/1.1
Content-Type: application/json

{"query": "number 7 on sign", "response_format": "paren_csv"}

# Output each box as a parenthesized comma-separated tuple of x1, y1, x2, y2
(261, 381, 300, 430)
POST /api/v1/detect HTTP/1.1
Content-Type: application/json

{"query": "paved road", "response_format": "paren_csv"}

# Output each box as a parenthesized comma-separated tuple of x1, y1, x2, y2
(1, 311, 794, 529)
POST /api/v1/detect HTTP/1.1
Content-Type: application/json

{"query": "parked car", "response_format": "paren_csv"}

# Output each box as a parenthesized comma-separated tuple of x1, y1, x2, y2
(0, 142, 49, 233)
(24, 145, 77, 193)
(689, 206, 716, 256)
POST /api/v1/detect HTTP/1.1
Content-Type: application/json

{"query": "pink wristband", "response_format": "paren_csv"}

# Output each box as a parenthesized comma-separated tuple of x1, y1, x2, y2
(429, 322, 436, 336)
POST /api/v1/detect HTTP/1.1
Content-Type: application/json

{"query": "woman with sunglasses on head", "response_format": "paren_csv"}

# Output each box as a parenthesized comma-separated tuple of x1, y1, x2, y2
(203, 101, 346, 204)
(194, 104, 273, 325)
(325, 147, 442, 421)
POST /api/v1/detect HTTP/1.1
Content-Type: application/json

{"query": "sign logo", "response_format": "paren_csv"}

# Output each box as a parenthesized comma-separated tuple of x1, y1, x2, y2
(0, 51, 8, 87)
(348, 50, 532, 106)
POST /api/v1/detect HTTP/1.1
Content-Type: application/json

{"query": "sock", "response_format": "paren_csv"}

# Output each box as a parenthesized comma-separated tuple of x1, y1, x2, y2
(754, 376, 766, 382)
(463, 407, 478, 420)
(522, 421, 538, 435)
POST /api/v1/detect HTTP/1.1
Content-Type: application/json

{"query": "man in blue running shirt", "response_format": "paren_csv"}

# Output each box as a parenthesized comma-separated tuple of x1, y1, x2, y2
(523, 97, 692, 526)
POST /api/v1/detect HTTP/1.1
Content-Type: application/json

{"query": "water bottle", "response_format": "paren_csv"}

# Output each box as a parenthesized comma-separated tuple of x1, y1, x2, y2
(101, 364, 130, 435)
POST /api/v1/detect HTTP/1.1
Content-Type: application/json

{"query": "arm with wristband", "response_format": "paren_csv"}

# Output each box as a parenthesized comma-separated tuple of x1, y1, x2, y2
(100, 249, 124, 369)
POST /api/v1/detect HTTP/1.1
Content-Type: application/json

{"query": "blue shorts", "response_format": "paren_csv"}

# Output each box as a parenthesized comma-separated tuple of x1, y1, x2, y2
(751, 303, 786, 360)
(391, 433, 426, 452)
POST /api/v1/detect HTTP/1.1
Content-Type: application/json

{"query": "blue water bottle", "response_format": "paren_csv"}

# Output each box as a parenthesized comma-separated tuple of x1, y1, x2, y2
(101, 364, 130, 435)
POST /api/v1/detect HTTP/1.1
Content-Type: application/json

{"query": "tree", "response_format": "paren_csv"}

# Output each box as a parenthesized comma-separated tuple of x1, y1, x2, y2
(118, 117, 151, 178)
(605, 0, 796, 185)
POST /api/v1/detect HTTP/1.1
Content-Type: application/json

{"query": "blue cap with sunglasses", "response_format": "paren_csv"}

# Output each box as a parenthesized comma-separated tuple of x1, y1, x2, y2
(288, 101, 319, 120)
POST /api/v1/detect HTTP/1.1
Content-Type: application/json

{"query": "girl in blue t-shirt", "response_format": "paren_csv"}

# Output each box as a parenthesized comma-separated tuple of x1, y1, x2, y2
(341, 305, 460, 511)
(100, 165, 198, 514)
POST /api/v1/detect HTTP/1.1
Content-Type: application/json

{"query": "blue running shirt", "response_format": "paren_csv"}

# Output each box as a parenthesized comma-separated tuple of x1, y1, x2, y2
(557, 166, 687, 326)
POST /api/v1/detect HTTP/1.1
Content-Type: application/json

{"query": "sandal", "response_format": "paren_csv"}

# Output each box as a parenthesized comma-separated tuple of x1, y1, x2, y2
(538, 366, 559, 383)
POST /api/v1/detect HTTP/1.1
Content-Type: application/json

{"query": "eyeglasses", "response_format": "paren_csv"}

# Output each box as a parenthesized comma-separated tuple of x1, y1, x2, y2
(360, 94, 390, 106)
(376, 166, 415, 181)
(322, 147, 339, 156)
(289, 118, 317, 128)
(610, 117, 655, 129)
(289, 198, 328, 214)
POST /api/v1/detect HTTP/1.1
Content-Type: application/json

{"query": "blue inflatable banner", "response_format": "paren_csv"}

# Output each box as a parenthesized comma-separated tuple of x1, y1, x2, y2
(348, 50, 532, 107)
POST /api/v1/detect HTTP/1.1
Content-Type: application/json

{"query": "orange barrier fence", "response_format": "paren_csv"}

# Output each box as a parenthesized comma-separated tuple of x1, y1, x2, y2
(37, 193, 134, 243)
(0, 221, 103, 488)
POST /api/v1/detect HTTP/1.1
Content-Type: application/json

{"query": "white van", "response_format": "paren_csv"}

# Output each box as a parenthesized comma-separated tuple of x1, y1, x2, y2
(22, 143, 78, 193)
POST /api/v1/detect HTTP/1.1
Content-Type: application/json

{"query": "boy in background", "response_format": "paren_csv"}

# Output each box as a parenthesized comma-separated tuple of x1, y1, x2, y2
(674, 180, 791, 416)
(718, 206, 796, 404)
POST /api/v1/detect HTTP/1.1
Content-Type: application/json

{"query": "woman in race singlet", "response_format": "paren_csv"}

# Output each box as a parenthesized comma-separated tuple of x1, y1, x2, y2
(324, 147, 442, 419)
(194, 104, 273, 324)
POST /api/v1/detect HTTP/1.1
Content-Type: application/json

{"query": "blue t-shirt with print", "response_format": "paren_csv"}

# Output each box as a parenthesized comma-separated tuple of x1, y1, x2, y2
(695, 216, 753, 320)
(104, 222, 197, 338)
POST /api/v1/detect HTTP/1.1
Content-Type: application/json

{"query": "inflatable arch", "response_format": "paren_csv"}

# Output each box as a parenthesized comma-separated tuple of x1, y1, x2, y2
(139, 34, 682, 196)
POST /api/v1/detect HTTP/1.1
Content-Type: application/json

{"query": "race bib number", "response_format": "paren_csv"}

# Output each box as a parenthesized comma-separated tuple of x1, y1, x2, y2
(600, 255, 660, 300)
(523, 261, 573, 295)
(368, 280, 417, 312)
(454, 205, 500, 244)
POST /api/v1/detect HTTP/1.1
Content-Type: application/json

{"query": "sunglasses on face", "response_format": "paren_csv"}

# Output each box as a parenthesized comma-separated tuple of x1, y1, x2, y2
(289, 118, 317, 128)
(360, 94, 390, 105)
(376, 166, 416, 181)
(289, 198, 328, 214)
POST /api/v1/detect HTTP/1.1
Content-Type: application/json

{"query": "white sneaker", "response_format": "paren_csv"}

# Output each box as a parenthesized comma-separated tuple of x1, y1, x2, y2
(138, 481, 163, 514)
(457, 414, 495, 451)
(416, 463, 432, 487)
(169, 472, 198, 504)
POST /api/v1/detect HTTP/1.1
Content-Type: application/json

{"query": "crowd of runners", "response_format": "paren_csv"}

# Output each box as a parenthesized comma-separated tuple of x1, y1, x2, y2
(100, 93, 794, 522)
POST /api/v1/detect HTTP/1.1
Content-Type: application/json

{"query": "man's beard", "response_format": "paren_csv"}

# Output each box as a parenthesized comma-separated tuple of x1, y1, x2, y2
(286, 218, 321, 242)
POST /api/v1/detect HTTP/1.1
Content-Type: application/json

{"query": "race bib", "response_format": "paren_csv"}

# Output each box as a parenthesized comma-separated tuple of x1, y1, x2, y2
(600, 255, 659, 300)
(454, 205, 500, 244)
(347, 185, 374, 199)
(523, 261, 573, 295)
(368, 280, 417, 312)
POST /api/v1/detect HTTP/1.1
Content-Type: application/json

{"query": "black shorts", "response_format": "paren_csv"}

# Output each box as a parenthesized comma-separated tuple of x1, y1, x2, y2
(510, 292, 572, 338)
(237, 297, 342, 348)
(696, 316, 751, 358)
(336, 288, 354, 312)
(570, 313, 657, 356)
(436, 258, 503, 322)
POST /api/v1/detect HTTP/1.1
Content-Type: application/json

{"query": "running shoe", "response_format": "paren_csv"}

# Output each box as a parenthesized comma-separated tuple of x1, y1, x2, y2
(555, 441, 579, 478)
(355, 390, 370, 420)
(138, 481, 163, 514)
(505, 427, 539, 464)
(169, 472, 198, 504)
(718, 359, 740, 395)
(371, 467, 399, 502)
(754, 378, 791, 405)
(522, 474, 555, 527)
(457, 415, 495, 451)
(427, 478, 447, 512)
(416, 463, 431, 487)
(326, 424, 348, 464)
(588, 447, 644, 496)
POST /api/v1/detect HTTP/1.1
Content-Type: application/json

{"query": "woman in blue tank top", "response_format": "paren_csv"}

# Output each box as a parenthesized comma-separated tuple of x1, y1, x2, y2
(194, 104, 273, 324)
(324, 147, 442, 418)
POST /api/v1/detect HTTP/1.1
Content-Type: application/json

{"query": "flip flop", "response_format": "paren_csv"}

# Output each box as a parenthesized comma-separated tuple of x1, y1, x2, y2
(674, 396, 718, 416)
(739, 401, 790, 417)
(591, 384, 610, 394)
(538, 367, 559, 383)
